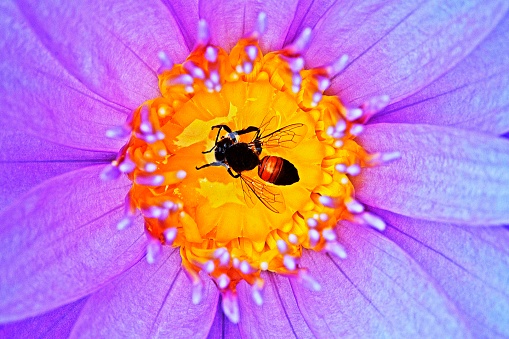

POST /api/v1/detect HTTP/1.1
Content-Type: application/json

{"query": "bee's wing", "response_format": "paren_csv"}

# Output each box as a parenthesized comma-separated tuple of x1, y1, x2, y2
(257, 123, 308, 149)
(240, 175, 286, 213)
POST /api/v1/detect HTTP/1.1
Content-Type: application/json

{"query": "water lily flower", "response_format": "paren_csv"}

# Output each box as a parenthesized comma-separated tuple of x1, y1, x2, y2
(1, 0, 509, 338)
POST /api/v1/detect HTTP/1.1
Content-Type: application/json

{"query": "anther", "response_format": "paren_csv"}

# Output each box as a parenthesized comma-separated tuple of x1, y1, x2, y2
(205, 46, 218, 63)
(203, 260, 215, 274)
(283, 255, 297, 271)
(297, 269, 321, 292)
(286, 27, 312, 54)
(135, 174, 165, 186)
(307, 218, 318, 228)
(192, 279, 204, 305)
(118, 158, 136, 174)
(240, 260, 253, 274)
(277, 239, 288, 254)
(245, 45, 258, 61)
(100, 164, 121, 181)
(322, 228, 337, 242)
(369, 151, 401, 166)
(218, 273, 231, 289)
(360, 212, 386, 231)
(116, 216, 134, 231)
(325, 241, 347, 259)
(197, 19, 210, 46)
(308, 229, 320, 247)
(163, 227, 178, 245)
(360, 95, 390, 122)
(326, 54, 349, 77)
(106, 125, 131, 139)
(349, 124, 364, 136)
(346, 164, 361, 176)
(146, 239, 162, 264)
(288, 233, 298, 244)
(260, 262, 269, 271)
(222, 291, 240, 324)
(346, 108, 363, 121)
(157, 51, 174, 74)
(254, 12, 267, 37)
(184, 61, 206, 79)
(345, 199, 364, 214)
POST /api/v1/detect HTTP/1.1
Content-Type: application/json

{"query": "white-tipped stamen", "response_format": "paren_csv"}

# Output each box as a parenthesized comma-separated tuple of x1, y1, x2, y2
(135, 174, 165, 186)
(240, 260, 252, 274)
(192, 280, 204, 305)
(106, 125, 131, 139)
(297, 269, 321, 292)
(361, 212, 386, 231)
(203, 260, 215, 274)
(118, 158, 136, 174)
(255, 12, 267, 36)
(335, 163, 347, 173)
(349, 124, 364, 136)
(346, 164, 361, 176)
(197, 19, 210, 45)
(245, 45, 258, 61)
(163, 227, 178, 245)
(307, 217, 318, 228)
(325, 241, 347, 259)
(146, 239, 162, 264)
(308, 229, 320, 246)
(288, 27, 312, 54)
(345, 199, 364, 214)
(251, 284, 264, 306)
(157, 51, 174, 73)
(322, 228, 337, 242)
(346, 108, 363, 121)
(144, 162, 157, 173)
(222, 291, 240, 324)
(218, 273, 231, 289)
(277, 239, 288, 254)
(326, 54, 348, 77)
(116, 216, 133, 231)
(100, 164, 121, 181)
(283, 255, 297, 271)
(288, 233, 298, 244)
(205, 46, 218, 63)
(361, 95, 390, 122)
(260, 261, 269, 271)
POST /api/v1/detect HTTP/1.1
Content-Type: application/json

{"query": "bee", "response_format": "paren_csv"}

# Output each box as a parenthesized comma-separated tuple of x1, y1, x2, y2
(196, 117, 307, 213)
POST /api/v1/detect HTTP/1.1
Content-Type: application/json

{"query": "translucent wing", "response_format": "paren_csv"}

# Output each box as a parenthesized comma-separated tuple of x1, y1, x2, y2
(256, 123, 308, 149)
(240, 174, 286, 213)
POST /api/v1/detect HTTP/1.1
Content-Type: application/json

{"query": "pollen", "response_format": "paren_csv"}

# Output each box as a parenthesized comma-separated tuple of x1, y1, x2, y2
(103, 14, 398, 324)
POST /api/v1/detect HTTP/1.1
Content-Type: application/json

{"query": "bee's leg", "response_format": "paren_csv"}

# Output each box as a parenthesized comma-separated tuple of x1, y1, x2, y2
(235, 126, 259, 136)
(227, 168, 241, 178)
(211, 124, 232, 133)
(196, 161, 223, 170)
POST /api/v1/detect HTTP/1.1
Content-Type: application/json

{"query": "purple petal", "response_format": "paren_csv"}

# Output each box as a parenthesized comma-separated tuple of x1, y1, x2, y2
(12, 0, 190, 107)
(304, 0, 509, 105)
(199, 0, 299, 52)
(374, 207, 509, 337)
(0, 129, 115, 208)
(354, 123, 509, 225)
(0, 165, 146, 322)
(371, 13, 509, 135)
(207, 300, 242, 339)
(0, 298, 88, 338)
(236, 273, 315, 337)
(71, 248, 219, 337)
(291, 222, 468, 337)
(0, 3, 129, 151)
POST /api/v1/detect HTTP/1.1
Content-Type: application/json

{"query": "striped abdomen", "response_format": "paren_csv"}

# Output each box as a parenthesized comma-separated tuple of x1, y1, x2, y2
(258, 156, 299, 186)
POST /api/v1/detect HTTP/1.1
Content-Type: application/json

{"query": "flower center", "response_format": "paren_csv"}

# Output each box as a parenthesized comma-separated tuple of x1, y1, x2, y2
(102, 16, 398, 323)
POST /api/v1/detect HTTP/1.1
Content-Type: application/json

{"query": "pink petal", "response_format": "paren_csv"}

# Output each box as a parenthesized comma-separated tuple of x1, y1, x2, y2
(199, 0, 299, 52)
(290, 222, 468, 337)
(0, 298, 88, 338)
(13, 0, 190, 107)
(160, 0, 200, 50)
(371, 13, 509, 135)
(71, 248, 219, 337)
(354, 123, 509, 225)
(236, 273, 315, 337)
(304, 0, 509, 105)
(0, 129, 115, 207)
(0, 166, 146, 322)
(374, 208, 509, 337)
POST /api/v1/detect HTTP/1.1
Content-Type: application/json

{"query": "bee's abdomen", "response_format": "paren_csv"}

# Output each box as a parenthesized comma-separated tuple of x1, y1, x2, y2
(258, 156, 299, 186)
